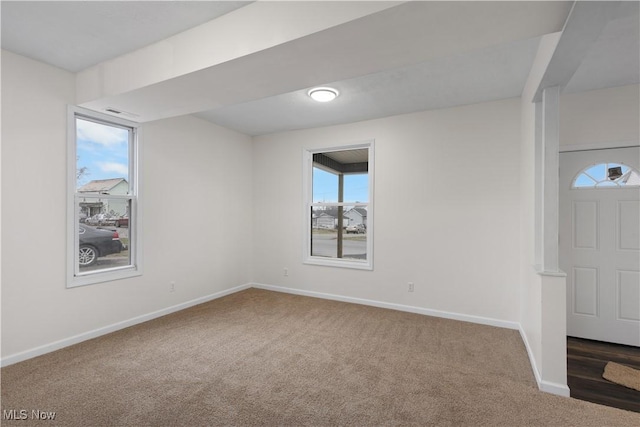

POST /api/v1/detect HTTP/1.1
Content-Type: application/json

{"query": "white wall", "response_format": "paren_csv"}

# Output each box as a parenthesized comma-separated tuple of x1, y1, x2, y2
(253, 98, 522, 324)
(142, 115, 253, 298)
(1, 50, 253, 362)
(560, 84, 640, 148)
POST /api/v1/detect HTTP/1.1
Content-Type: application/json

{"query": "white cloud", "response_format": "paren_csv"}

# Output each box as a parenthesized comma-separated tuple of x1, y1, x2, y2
(77, 118, 128, 147)
(98, 162, 129, 176)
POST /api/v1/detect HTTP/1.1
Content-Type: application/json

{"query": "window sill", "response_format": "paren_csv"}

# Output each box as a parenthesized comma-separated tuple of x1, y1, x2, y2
(304, 257, 373, 271)
(67, 266, 142, 288)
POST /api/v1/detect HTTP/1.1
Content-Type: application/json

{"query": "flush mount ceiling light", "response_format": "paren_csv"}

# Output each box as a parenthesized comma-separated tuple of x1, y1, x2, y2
(308, 87, 339, 102)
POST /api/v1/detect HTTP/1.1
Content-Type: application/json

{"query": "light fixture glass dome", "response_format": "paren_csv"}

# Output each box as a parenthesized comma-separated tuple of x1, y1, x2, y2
(308, 87, 339, 102)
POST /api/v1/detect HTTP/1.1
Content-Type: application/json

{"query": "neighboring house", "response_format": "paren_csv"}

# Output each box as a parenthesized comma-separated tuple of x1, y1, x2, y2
(314, 213, 336, 229)
(77, 178, 129, 217)
(345, 207, 367, 227)
(312, 207, 350, 229)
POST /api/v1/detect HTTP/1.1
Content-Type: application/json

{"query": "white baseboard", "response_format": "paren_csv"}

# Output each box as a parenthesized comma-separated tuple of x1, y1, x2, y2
(519, 326, 544, 388)
(252, 283, 520, 330)
(539, 380, 571, 397)
(519, 326, 571, 397)
(0, 283, 252, 367)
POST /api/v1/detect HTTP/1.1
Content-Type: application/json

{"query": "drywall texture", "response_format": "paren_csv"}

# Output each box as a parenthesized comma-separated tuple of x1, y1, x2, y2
(561, 84, 640, 147)
(253, 98, 522, 323)
(1, 50, 253, 359)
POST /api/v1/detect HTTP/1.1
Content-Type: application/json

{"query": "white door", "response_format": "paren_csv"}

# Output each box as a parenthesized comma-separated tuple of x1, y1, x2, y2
(560, 147, 640, 346)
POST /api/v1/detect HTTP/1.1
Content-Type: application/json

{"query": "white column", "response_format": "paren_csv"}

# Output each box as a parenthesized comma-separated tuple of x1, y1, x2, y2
(540, 273, 569, 396)
(534, 101, 543, 268)
(542, 86, 560, 272)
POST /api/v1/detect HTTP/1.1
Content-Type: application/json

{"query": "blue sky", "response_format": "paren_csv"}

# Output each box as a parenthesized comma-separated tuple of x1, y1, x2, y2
(313, 167, 368, 203)
(76, 118, 129, 188)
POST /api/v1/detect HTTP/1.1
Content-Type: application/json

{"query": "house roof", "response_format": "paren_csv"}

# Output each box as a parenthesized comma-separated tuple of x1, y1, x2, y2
(78, 178, 127, 193)
(351, 208, 368, 217)
(312, 207, 350, 220)
(316, 213, 335, 218)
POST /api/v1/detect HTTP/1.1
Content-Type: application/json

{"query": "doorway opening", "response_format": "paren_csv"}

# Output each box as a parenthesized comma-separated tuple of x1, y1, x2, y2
(560, 146, 640, 411)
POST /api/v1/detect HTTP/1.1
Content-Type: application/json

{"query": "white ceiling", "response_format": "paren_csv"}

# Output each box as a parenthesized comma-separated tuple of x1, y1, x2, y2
(195, 36, 542, 135)
(0, 1, 252, 72)
(564, 1, 640, 93)
(2, 1, 638, 136)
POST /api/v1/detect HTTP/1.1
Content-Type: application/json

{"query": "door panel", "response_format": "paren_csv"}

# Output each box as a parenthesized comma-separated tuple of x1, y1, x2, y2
(618, 270, 640, 321)
(560, 147, 640, 346)
(573, 201, 599, 249)
(618, 201, 639, 250)
(573, 267, 598, 316)
(573, 200, 599, 250)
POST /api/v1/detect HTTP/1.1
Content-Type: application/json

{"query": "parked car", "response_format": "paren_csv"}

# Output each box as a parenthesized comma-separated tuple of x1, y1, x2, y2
(346, 224, 366, 234)
(78, 225, 123, 267)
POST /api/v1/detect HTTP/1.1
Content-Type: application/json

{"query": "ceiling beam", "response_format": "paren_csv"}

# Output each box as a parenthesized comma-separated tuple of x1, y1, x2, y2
(533, 0, 621, 102)
(76, 1, 401, 105)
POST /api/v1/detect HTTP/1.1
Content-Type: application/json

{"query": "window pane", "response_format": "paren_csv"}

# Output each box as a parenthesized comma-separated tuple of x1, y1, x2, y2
(78, 198, 131, 273)
(313, 167, 338, 202)
(574, 173, 595, 188)
(311, 206, 338, 230)
(310, 205, 368, 260)
(307, 145, 372, 269)
(623, 171, 640, 186)
(585, 164, 606, 182)
(344, 173, 369, 203)
(76, 118, 130, 191)
(311, 227, 368, 260)
(69, 108, 141, 287)
(311, 225, 337, 258)
(343, 231, 368, 260)
(344, 206, 368, 230)
(573, 163, 640, 189)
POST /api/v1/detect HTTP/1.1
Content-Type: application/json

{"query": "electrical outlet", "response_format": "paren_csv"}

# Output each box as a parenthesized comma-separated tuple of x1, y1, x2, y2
(284, 268, 289, 277)
(408, 282, 414, 292)
(170, 281, 176, 292)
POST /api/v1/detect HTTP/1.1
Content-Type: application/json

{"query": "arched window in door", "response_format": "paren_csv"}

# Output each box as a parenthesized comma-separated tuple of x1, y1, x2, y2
(572, 163, 640, 189)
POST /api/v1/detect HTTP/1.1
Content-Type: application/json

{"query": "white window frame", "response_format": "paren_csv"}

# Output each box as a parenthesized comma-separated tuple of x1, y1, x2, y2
(303, 141, 374, 270)
(67, 106, 143, 287)
(571, 162, 640, 189)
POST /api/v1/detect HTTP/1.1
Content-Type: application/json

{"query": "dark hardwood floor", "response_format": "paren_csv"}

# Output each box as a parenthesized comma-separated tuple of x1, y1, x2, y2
(567, 337, 640, 413)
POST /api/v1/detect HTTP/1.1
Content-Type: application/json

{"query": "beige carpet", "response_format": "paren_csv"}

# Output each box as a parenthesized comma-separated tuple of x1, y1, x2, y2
(2, 288, 639, 426)
(603, 362, 640, 392)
